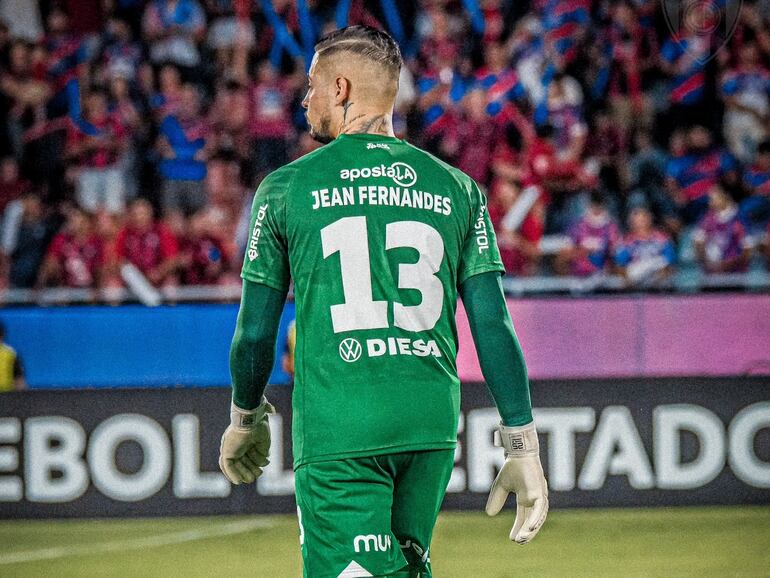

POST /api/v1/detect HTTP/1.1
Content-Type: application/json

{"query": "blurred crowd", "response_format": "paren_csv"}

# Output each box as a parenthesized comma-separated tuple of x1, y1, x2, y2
(1, 0, 770, 293)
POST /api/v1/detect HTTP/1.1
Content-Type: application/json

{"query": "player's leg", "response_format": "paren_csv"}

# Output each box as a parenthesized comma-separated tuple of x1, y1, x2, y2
(385, 449, 455, 577)
(295, 457, 409, 578)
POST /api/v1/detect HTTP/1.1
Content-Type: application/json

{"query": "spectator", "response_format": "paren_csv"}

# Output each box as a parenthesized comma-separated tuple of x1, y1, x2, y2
(587, 108, 625, 193)
(209, 78, 250, 160)
(597, 0, 652, 132)
(0, 155, 29, 213)
(417, 5, 463, 73)
(108, 69, 145, 199)
(0, 39, 51, 157)
(626, 129, 667, 193)
(205, 0, 255, 54)
(249, 61, 295, 176)
(393, 66, 417, 136)
(0, 0, 43, 43)
(694, 184, 750, 274)
(0, 321, 24, 392)
(525, 122, 593, 233)
(476, 41, 527, 118)
(556, 190, 621, 276)
(98, 16, 143, 82)
(66, 88, 129, 214)
(544, 72, 587, 162)
(150, 63, 184, 118)
(108, 69, 144, 136)
(37, 205, 104, 289)
(614, 205, 676, 285)
(740, 139, 770, 230)
(156, 83, 210, 215)
(489, 180, 544, 276)
(43, 6, 88, 117)
(417, 13, 474, 140)
(93, 209, 120, 287)
(542, 0, 590, 69)
(665, 125, 738, 226)
(178, 209, 230, 284)
(206, 150, 246, 224)
(479, 0, 509, 44)
(114, 197, 179, 287)
(625, 128, 674, 226)
(659, 12, 711, 132)
(436, 88, 501, 186)
(511, 16, 546, 104)
(721, 42, 770, 163)
(490, 120, 528, 181)
(142, 0, 206, 69)
(1, 192, 58, 288)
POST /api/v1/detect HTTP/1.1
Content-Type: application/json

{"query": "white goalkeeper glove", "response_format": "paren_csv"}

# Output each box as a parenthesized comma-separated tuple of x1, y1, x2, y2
(219, 398, 274, 485)
(485, 421, 549, 544)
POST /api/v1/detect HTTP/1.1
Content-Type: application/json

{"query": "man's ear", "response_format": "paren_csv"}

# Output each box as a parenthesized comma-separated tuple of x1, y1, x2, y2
(334, 76, 350, 106)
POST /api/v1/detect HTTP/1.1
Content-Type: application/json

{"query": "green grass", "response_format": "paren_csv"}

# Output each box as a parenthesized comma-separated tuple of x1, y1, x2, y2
(1, 507, 768, 577)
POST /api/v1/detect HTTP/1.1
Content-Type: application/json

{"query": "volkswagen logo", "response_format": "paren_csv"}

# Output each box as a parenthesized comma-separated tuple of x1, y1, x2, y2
(339, 338, 363, 363)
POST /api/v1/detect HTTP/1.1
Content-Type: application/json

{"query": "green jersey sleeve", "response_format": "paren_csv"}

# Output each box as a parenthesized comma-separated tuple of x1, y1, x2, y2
(241, 168, 292, 291)
(457, 180, 505, 286)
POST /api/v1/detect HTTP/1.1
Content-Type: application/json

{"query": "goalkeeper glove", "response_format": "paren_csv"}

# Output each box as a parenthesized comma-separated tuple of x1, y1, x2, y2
(485, 421, 549, 544)
(219, 398, 274, 485)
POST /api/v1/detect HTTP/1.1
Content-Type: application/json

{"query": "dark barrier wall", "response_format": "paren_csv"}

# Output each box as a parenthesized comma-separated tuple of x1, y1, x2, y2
(1, 378, 768, 518)
(3, 294, 769, 388)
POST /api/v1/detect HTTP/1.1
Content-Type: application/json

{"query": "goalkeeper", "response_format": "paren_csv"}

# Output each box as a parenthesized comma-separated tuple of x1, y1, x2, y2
(219, 25, 548, 578)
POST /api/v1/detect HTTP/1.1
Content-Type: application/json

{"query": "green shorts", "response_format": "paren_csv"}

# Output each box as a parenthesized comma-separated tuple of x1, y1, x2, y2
(294, 449, 455, 578)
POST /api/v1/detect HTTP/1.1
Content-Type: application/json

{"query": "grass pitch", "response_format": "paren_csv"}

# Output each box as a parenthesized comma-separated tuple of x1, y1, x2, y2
(1, 506, 768, 577)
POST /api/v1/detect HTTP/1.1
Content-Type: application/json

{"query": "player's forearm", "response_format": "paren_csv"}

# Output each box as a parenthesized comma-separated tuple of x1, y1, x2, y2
(460, 272, 533, 427)
(230, 280, 287, 410)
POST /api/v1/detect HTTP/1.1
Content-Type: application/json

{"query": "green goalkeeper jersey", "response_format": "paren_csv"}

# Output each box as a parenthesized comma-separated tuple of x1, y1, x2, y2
(241, 133, 504, 467)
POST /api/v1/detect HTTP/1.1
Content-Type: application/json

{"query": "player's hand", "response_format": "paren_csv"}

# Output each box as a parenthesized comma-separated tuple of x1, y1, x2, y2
(485, 421, 549, 544)
(219, 398, 275, 485)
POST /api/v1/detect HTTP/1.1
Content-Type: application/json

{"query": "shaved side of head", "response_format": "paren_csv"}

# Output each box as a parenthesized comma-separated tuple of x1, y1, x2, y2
(303, 26, 401, 142)
(314, 25, 402, 102)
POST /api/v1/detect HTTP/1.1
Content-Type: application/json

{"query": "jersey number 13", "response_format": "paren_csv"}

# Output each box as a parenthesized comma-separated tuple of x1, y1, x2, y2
(321, 216, 445, 334)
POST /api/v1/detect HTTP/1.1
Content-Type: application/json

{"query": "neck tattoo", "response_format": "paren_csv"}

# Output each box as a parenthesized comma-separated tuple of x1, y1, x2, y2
(343, 114, 391, 137)
(342, 101, 353, 125)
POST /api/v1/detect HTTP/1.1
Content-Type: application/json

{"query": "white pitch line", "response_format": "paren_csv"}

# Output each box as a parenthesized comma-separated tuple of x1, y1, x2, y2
(0, 518, 273, 566)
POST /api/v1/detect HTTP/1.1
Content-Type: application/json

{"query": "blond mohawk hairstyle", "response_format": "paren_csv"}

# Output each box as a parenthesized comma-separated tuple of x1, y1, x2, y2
(315, 25, 403, 78)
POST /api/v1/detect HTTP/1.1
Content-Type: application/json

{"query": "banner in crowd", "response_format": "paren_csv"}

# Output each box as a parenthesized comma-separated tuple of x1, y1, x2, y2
(1, 378, 768, 518)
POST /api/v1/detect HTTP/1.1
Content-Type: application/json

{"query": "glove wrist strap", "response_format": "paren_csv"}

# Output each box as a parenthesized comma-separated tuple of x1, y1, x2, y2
(230, 397, 274, 430)
(494, 421, 539, 457)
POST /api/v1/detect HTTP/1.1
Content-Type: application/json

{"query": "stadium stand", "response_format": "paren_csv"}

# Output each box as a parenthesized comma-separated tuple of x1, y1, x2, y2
(1, 0, 770, 304)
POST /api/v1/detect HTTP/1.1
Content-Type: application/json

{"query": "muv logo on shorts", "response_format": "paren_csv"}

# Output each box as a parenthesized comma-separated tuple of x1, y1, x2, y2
(339, 338, 362, 362)
(354, 534, 392, 553)
(339, 162, 417, 187)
